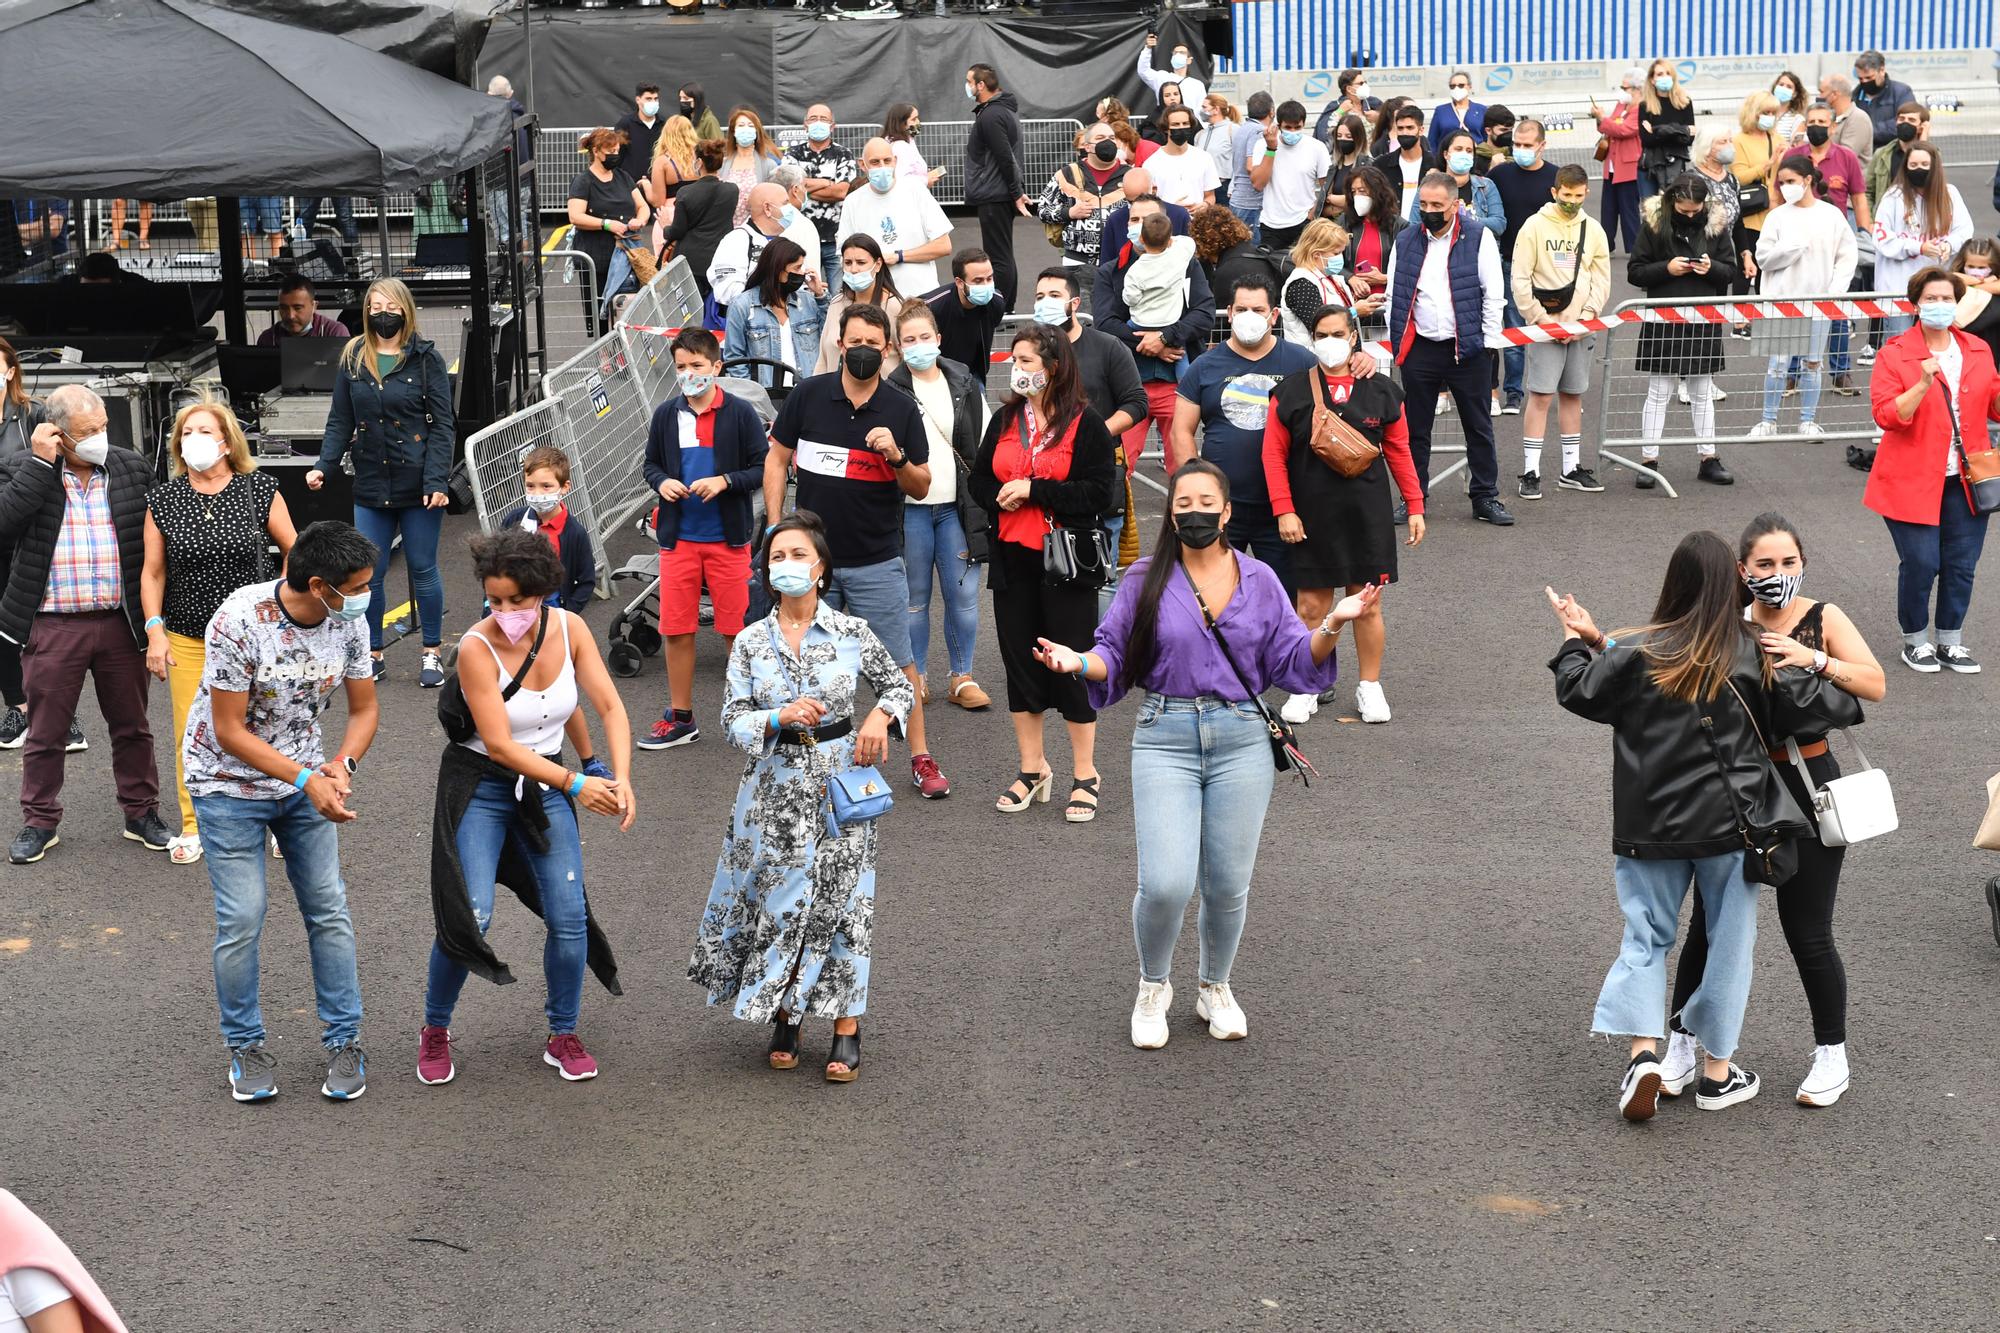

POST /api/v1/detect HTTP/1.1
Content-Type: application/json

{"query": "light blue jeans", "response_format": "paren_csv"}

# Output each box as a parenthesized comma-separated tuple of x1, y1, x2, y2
(903, 502, 979, 678)
(195, 791, 362, 1052)
(1130, 694, 1275, 986)
(1594, 852, 1756, 1059)
(1764, 319, 1832, 424)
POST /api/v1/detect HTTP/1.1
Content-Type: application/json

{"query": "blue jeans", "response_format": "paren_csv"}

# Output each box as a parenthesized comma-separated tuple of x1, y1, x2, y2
(351, 503, 445, 651)
(195, 791, 362, 1051)
(826, 556, 913, 667)
(820, 239, 841, 290)
(1130, 694, 1276, 986)
(599, 243, 636, 322)
(1235, 205, 1262, 246)
(1885, 477, 1991, 641)
(1594, 852, 1755, 1059)
(903, 503, 979, 677)
(301, 197, 357, 244)
(1499, 262, 1524, 399)
(425, 776, 590, 1034)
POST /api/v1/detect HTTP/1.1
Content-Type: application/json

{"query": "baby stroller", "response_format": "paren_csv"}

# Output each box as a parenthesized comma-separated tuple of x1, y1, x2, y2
(603, 361, 792, 676)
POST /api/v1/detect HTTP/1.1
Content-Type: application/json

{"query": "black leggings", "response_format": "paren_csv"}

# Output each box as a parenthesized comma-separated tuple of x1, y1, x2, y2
(1672, 755, 1848, 1046)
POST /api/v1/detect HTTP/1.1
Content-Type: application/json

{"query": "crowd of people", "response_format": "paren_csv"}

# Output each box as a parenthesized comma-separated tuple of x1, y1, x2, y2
(3, 40, 2000, 1134)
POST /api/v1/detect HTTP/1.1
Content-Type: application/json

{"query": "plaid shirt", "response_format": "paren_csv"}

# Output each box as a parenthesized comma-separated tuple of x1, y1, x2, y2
(41, 464, 122, 614)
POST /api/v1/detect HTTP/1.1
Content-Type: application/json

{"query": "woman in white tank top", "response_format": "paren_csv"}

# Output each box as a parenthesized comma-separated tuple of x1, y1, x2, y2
(421, 530, 634, 1087)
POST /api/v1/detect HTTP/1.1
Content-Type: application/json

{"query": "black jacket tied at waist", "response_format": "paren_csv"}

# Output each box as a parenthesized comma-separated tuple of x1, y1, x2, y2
(430, 742, 621, 994)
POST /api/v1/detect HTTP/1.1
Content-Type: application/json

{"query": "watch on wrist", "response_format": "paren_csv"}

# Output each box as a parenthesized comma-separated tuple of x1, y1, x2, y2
(1812, 650, 1829, 675)
(340, 755, 358, 775)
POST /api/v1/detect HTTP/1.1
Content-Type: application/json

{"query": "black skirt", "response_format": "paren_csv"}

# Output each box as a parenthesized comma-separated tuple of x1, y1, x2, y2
(1288, 452, 1399, 590)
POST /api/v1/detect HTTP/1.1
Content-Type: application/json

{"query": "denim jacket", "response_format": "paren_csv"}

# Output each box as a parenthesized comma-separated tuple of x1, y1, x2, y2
(723, 289, 823, 387)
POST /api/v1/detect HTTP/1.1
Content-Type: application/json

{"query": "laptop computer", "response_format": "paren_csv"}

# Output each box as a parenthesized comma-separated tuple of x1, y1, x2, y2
(279, 336, 346, 393)
(413, 233, 471, 268)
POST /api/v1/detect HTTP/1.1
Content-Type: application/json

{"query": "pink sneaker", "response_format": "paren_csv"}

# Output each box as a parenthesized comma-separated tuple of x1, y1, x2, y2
(416, 1025, 454, 1085)
(544, 1032, 598, 1081)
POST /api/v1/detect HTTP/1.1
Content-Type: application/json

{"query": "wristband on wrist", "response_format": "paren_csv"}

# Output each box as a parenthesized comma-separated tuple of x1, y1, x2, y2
(144, 616, 164, 631)
(566, 771, 587, 798)
(293, 767, 313, 791)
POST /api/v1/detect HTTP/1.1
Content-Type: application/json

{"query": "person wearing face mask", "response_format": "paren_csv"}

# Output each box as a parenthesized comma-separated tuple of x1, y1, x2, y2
(1103, 206, 1216, 476)
(1872, 144, 1972, 339)
(563, 127, 651, 332)
(719, 107, 781, 229)
(1094, 170, 1192, 266)
(1388, 174, 1513, 526)
(1472, 104, 1516, 177)
(1662, 512, 1884, 1111)
(1770, 72, 1810, 146)
(1948, 238, 2000, 370)
(1750, 161, 1858, 440)
(256, 275, 348, 346)
(1278, 218, 1358, 346)
(1730, 95, 1780, 327)
(1, 385, 169, 866)
(1145, 106, 1221, 209)
(814, 235, 905, 375)
(1385, 105, 1439, 224)
(141, 401, 296, 866)
(1440, 129, 1505, 239)
(835, 137, 955, 297)
(1427, 70, 1485, 156)
(1266, 302, 1425, 726)
(1588, 71, 1645, 254)
(1850, 51, 1916, 150)
(1637, 59, 1695, 197)
(422, 528, 634, 1090)
(1033, 265, 1147, 475)
(612, 81, 666, 182)
(1038, 121, 1131, 280)
(1033, 459, 1377, 1047)
(1138, 81, 1185, 149)
(785, 104, 857, 288)
(1320, 112, 1371, 218)
(1245, 99, 1331, 252)
(496, 446, 597, 617)
(180, 520, 383, 1102)
(883, 103, 948, 190)
(662, 137, 736, 308)
(924, 248, 1007, 381)
(1510, 164, 1612, 500)
(1865, 102, 1928, 210)
(706, 181, 818, 312)
(1813, 75, 1874, 165)
(1866, 267, 2000, 673)
(645, 114, 699, 248)
(1487, 117, 1554, 414)
(964, 63, 1032, 314)
(1197, 95, 1241, 198)
(1629, 174, 1739, 488)
(308, 278, 455, 687)
(1338, 164, 1405, 355)
(723, 237, 825, 388)
(676, 82, 721, 143)
(690, 511, 911, 1083)
(1136, 32, 1208, 116)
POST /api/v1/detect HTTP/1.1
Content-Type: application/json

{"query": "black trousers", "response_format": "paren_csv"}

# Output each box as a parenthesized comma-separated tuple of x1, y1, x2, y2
(1226, 500, 1294, 599)
(0, 637, 20, 707)
(1399, 335, 1500, 503)
(991, 541, 1098, 724)
(1673, 758, 1848, 1046)
(977, 201, 1020, 314)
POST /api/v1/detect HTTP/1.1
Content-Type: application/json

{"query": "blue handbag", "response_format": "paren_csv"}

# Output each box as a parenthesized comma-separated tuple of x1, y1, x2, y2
(826, 764, 893, 836)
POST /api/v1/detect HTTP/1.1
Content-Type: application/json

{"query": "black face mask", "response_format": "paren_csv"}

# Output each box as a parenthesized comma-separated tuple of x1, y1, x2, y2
(1904, 167, 1932, 190)
(1672, 209, 1702, 231)
(1173, 511, 1224, 549)
(782, 273, 806, 295)
(1805, 124, 1830, 147)
(1895, 122, 1919, 143)
(1492, 132, 1513, 149)
(843, 345, 883, 380)
(1091, 140, 1119, 164)
(367, 311, 405, 340)
(1397, 133, 1420, 152)
(1167, 126, 1196, 146)
(680, 100, 696, 114)
(1335, 137, 1354, 152)
(1420, 208, 1451, 234)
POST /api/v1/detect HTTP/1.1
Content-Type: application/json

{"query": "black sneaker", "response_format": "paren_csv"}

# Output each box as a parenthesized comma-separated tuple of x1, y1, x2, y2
(1501, 394, 1523, 415)
(9, 826, 59, 864)
(1558, 467, 1604, 493)
(1697, 457, 1735, 486)
(229, 1042, 279, 1102)
(1471, 497, 1515, 527)
(0, 705, 25, 749)
(1619, 1050, 1663, 1122)
(1901, 642, 1941, 673)
(1939, 644, 1981, 674)
(123, 811, 173, 851)
(637, 715, 699, 750)
(1391, 499, 1409, 526)
(370, 655, 387, 682)
(418, 649, 447, 689)
(1635, 469, 1658, 490)
(1695, 1062, 1760, 1111)
(1846, 445, 1876, 472)
(1516, 471, 1542, 500)
(64, 719, 86, 753)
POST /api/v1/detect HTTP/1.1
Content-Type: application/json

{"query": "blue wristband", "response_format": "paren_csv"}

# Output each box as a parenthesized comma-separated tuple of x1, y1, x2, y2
(293, 767, 313, 791)
(566, 772, 587, 798)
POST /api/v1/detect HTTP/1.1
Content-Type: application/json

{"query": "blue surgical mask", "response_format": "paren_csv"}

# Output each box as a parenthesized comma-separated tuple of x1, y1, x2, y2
(842, 268, 876, 291)
(1919, 301, 1958, 330)
(779, 204, 801, 231)
(1033, 295, 1070, 326)
(1757, 114, 1776, 131)
(1512, 146, 1537, 167)
(966, 282, 996, 306)
(320, 586, 369, 622)
(806, 121, 832, 143)
(1447, 150, 1474, 175)
(1279, 129, 1304, 147)
(680, 373, 714, 398)
(734, 124, 756, 147)
(901, 342, 941, 371)
(964, 82, 976, 101)
(1653, 75, 1674, 94)
(868, 166, 895, 193)
(1323, 254, 1345, 276)
(769, 559, 819, 597)
(1170, 52, 1190, 70)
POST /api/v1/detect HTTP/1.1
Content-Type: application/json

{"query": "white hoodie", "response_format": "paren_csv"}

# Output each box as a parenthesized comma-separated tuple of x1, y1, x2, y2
(1754, 198, 1857, 300)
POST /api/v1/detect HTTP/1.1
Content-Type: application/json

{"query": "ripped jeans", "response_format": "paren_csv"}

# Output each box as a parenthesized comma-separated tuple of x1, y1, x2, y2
(904, 501, 980, 679)
(424, 774, 590, 1034)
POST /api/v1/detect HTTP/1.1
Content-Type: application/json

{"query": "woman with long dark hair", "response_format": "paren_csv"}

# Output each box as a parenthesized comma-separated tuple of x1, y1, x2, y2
(1664, 513, 1884, 1109)
(1339, 164, 1402, 348)
(968, 324, 1117, 823)
(1547, 530, 1861, 1121)
(814, 234, 905, 375)
(1033, 460, 1377, 1048)
(722, 236, 822, 387)
(1872, 142, 1974, 339)
(883, 102, 948, 189)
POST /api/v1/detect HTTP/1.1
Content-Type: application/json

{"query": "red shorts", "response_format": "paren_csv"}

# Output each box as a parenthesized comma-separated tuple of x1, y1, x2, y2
(659, 541, 751, 636)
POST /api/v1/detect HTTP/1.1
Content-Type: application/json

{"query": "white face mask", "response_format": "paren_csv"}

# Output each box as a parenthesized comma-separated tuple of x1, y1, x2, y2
(1450, 86, 1470, 103)
(180, 431, 224, 473)
(1780, 181, 1807, 205)
(70, 431, 109, 466)
(1352, 195, 1374, 217)
(1230, 311, 1271, 346)
(1312, 335, 1351, 369)
(1353, 83, 1371, 100)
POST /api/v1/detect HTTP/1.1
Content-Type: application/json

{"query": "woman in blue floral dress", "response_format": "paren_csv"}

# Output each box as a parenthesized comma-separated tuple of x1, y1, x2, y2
(688, 513, 913, 1082)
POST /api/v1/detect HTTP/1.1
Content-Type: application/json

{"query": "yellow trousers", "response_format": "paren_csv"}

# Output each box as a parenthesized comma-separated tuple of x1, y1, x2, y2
(166, 630, 205, 838)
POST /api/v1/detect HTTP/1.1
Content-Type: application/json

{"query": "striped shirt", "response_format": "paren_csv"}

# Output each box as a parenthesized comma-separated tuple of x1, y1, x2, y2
(40, 464, 122, 614)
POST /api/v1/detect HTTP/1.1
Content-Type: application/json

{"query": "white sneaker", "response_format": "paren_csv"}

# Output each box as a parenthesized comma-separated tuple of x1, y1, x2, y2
(1676, 378, 1690, 405)
(1711, 385, 1728, 401)
(1797, 421, 1825, 437)
(1488, 394, 1501, 417)
(1279, 692, 1319, 725)
(1659, 1030, 1699, 1096)
(1796, 1043, 1850, 1107)
(1131, 979, 1172, 1049)
(167, 833, 204, 866)
(1354, 679, 1391, 723)
(1747, 420, 1779, 438)
(1437, 392, 1453, 415)
(1195, 982, 1247, 1039)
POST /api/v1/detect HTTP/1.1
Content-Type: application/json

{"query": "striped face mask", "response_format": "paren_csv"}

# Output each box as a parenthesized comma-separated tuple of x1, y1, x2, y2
(1744, 571, 1802, 608)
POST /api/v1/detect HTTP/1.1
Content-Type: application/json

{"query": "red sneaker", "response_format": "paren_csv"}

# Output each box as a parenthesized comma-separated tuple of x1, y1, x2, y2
(911, 752, 951, 800)
(416, 1025, 454, 1085)
(544, 1032, 599, 1081)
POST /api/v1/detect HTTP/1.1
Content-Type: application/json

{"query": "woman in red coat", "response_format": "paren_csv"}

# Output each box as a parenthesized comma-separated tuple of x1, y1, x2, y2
(1865, 266, 2000, 673)
(1589, 68, 1645, 254)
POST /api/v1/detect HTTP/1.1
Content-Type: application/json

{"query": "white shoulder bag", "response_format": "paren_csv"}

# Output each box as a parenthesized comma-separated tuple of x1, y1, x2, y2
(1785, 729, 1897, 848)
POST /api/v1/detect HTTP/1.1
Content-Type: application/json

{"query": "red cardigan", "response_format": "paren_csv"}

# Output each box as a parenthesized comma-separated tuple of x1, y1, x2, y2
(1865, 326, 2000, 524)
(1597, 100, 1642, 185)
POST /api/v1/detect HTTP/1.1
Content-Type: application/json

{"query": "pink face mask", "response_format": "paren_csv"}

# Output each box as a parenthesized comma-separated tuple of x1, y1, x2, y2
(494, 605, 542, 642)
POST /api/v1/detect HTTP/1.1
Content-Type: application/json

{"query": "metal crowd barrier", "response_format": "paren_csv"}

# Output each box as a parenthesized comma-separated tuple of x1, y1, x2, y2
(538, 247, 602, 379)
(464, 395, 591, 537)
(1590, 290, 1918, 496)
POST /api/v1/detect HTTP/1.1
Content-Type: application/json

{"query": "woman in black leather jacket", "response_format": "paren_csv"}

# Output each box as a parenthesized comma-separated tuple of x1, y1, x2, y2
(1547, 530, 1861, 1123)
(308, 278, 456, 687)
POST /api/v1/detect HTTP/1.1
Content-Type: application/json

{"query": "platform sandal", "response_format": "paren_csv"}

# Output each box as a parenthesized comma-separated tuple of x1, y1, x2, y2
(825, 1030, 862, 1083)
(995, 769, 1052, 813)
(1065, 775, 1100, 824)
(768, 1014, 802, 1071)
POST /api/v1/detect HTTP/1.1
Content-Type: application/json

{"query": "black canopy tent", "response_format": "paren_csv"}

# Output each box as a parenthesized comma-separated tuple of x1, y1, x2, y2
(0, 0, 523, 423)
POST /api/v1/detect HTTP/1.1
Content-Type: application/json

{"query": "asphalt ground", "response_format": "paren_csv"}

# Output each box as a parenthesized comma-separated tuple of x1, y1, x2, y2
(6, 204, 2000, 1330)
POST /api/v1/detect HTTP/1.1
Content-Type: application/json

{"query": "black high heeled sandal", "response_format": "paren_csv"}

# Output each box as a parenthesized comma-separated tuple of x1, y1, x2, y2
(825, 1030, 861, 1083)
(1065, 775, 1100, 824)
(768, 1014, 803, 1070)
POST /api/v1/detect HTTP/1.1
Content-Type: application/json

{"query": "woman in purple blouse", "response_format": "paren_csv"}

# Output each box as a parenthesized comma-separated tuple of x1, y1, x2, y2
(1034, 459, 1377, 1049)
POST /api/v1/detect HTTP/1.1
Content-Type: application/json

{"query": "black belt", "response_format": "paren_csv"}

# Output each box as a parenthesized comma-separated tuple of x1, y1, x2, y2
(776, 717, 852, 748)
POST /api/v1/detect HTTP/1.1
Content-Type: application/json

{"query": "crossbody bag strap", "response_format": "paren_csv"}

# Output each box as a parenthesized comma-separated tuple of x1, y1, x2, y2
(1178, 562, 1275, 720)
(503, 604, 551, 703)
(1697, 715, 1758, 845)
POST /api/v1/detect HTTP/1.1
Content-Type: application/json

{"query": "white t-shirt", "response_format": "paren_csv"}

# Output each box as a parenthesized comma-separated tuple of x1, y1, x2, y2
(907, 371, 960, 506)
(1250, 137, 1332, 227)
(1146, 146, 1221, 208)
(837, 183, 954, 295)
(1938, 337, 1964, 476)
(1, 1268, 73, 1333)
(1397, 152, 1425, 218)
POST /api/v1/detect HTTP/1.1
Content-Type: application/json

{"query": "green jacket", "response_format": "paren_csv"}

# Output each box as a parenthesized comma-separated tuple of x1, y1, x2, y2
(1866, 141, 1906, 209)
